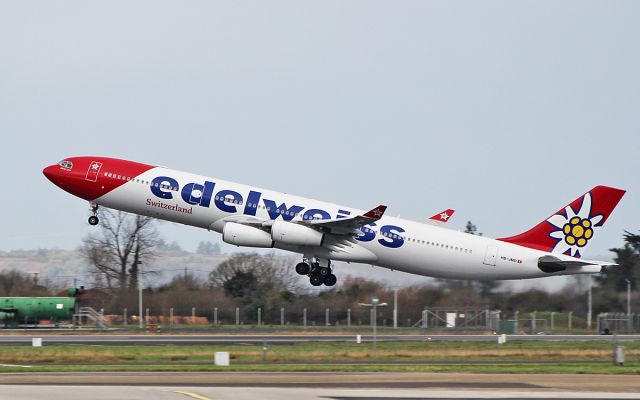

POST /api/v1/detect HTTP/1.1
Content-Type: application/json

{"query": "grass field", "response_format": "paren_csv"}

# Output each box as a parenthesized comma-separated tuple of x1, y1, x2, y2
(0, 340, 637, 374)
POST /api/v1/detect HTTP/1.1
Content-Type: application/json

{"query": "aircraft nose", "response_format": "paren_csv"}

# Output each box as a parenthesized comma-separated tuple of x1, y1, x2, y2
(43, 164, 63, 183)
(42, 165, 57, 181)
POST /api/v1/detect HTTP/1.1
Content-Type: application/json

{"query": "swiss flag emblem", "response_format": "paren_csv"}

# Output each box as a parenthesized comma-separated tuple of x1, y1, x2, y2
(85, 161, 102, 182)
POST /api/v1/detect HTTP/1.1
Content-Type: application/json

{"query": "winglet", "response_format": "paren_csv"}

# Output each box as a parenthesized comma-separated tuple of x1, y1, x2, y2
(363, 205, 387, 220)
(429, 209, 455, 223)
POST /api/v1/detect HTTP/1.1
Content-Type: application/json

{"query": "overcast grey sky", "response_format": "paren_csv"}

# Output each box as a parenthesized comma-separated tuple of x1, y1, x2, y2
(1, 1, 638, 260)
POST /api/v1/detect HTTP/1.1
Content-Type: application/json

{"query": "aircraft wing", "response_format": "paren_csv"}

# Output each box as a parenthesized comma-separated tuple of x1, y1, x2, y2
(538, 255, 615, 273)
(216, 205, 387, 236)
(303, 205, 387, 235)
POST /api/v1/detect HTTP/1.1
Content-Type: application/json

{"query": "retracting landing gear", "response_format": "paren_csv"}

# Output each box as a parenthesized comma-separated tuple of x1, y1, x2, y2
(88, 203, 99, 226)
(295, 257, 337, 287)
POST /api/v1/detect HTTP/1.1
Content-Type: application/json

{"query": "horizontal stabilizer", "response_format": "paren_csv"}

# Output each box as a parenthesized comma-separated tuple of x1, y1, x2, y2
(537, 255, 612, 274)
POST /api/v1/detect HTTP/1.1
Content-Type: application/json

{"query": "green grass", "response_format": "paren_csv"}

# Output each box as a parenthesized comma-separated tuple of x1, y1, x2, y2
(0, 340, 636, 374)
(0, 363, 637, 374)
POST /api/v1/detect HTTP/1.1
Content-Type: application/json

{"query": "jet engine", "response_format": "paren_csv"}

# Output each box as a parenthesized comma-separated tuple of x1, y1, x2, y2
(222, 222, 274, 248)
(271, 220, 324, 246)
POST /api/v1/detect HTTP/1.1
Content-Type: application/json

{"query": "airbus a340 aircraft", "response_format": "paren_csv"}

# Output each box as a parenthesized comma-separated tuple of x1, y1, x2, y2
(43, 157, 625, 287)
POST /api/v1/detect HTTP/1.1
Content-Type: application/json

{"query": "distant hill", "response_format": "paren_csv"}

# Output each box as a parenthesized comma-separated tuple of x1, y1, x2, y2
(0, 247, 229, 289)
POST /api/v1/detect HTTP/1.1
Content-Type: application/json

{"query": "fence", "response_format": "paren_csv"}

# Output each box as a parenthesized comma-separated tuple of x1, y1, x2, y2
(108, 306, 403, 328)
(597, 312, 639, 334)
(412, 307, 499, 331)
(100, 306, 640, 334)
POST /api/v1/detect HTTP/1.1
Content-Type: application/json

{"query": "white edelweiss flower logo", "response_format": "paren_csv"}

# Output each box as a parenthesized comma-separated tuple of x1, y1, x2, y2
(546, 193, 603, 257)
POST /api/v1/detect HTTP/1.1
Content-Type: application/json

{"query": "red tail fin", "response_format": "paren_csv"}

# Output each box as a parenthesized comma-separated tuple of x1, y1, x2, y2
(497, 186, 625, 257)
(429, 209, 455, 223)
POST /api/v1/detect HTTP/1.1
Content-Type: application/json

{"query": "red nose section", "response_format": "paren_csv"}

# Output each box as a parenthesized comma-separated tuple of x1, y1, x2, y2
(42, 165, 58, 182)
(43, 157, 155, 201)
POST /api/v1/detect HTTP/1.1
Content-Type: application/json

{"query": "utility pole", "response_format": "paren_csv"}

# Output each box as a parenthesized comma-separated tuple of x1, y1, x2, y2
(359, 296, 388, 358)
(625, 279, 632, 332)
(138, 284, 143, 329)
(393, 288, 398, 329)
(137, 261, 144, 329)
(587, 276, 593, 330)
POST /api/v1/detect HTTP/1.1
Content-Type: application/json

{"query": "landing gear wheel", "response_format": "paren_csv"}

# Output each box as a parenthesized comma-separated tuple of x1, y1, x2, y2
(88, 216, 99, 226)
(323, 273, 337, 287)
(309, 274, 323, 286)
(319, 267, 330, 277)
(295, 262, 310, 275)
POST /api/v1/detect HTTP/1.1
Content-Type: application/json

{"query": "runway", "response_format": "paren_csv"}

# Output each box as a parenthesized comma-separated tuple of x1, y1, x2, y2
(3, 386, 640, 400)
(0, 333, 637, 345)
(0, 372, 639, 399)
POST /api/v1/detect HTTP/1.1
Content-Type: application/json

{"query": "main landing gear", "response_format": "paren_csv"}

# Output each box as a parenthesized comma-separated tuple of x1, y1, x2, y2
(88, 203, 99, 226)
(295, 258, 337, 287)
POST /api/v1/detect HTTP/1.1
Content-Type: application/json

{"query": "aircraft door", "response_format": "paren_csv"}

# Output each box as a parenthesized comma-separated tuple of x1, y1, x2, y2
(483, 245, 498, 266)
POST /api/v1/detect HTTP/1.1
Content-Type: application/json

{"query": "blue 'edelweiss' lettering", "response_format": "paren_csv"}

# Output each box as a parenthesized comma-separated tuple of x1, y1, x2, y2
(150, 176, 405, 248)
(264, 199, 304, 221)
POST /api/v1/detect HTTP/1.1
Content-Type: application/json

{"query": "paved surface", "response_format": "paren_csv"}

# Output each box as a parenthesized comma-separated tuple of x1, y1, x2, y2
(2, 386, 640, 400)
(0, 333, 636, 345)
(0, 372, 638, 391)
(1, 373, 640, 400)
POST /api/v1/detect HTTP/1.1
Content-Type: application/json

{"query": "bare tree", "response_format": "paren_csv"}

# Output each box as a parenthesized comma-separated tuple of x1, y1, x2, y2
(80, 209, 159, 299)
(0, 269, 48, 296)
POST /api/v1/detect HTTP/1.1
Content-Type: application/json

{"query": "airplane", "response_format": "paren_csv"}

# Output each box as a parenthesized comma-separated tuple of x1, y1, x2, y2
(43, 156, 625, 287)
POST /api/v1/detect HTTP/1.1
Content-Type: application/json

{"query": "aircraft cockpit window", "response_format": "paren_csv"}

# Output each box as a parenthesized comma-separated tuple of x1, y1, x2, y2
(58, 160, 73, 169)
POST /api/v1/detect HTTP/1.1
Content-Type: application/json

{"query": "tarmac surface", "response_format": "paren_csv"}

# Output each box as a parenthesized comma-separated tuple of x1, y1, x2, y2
(0, 333, 637, 345)
(0, 372, 639, 399)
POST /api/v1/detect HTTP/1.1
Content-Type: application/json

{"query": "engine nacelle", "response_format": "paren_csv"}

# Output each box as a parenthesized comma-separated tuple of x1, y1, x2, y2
(222, 222, 274, 248)
(271, 220, 324, 247)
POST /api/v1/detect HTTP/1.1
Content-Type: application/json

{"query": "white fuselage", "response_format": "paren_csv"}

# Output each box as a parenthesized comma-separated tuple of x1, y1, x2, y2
(94, 166, 586, 280)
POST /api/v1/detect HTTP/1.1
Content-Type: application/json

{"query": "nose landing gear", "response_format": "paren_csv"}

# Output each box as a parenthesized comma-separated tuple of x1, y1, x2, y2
(88, 203, 99, 226)
(296, 258, 337, 287)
